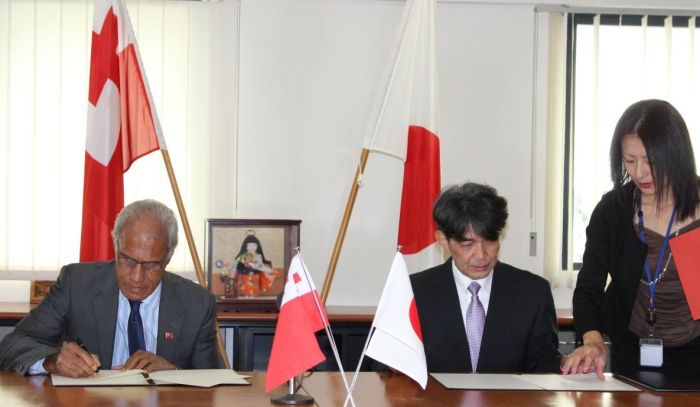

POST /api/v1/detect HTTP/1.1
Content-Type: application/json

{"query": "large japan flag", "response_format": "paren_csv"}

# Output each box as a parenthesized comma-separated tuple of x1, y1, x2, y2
(365, 252, 427, 388)
(81, 0, 166, 261)
(265, 254, 329, 392)
(362, 0, 441, 273)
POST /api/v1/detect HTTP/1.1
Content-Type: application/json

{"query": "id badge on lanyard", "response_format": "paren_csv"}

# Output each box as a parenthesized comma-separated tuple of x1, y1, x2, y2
(637, 194, 676, 368)
(640, 338, 663, 367)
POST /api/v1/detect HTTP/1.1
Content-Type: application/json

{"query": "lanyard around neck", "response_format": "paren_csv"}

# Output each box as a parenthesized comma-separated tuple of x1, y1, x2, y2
(637, 192, 677, 308)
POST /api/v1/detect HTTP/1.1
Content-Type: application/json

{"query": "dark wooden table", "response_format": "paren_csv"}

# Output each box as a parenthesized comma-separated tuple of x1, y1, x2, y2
(0, 302, 33, 323)
(0, 303, 574, 326)
(1, 371, 699, 407)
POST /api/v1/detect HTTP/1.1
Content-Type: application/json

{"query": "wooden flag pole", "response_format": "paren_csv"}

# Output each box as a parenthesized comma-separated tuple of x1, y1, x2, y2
(320, 148, 370, 304)
(161, 150, 231, 369)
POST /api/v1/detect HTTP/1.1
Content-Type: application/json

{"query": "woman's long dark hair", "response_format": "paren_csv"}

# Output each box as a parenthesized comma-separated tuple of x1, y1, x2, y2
(610, 99, 699, 220)
(236, 233, 268, 263)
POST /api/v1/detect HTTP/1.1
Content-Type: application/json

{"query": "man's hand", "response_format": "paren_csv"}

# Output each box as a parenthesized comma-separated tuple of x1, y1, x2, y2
(121, 350, 175, 372)
(43, 341, 101, 378)
(560, 330, 607, 380)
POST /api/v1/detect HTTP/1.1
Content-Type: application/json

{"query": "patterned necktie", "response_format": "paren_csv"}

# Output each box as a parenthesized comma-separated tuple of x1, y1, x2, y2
(128, 300, 146, 355)
(466, 282, 485, 372)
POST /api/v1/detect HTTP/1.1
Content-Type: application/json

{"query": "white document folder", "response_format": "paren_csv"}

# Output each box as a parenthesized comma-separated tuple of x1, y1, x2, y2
(431, 373, 640, 392)
(51, 369, 250, 388)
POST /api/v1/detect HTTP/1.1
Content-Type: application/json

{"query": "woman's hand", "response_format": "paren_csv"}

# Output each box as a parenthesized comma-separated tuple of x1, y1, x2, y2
(560, 330, 607, 380)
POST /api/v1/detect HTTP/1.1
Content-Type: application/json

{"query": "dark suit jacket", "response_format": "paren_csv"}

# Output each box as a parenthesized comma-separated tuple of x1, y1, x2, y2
(410, 260, 561, 373)
(0, 261, 225, 374)
(573, 183, 658, 373)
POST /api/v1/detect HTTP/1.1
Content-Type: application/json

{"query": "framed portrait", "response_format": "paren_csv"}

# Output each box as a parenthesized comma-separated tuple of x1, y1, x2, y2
(206, 219, 301, 312)
(30, 280, 55, 305)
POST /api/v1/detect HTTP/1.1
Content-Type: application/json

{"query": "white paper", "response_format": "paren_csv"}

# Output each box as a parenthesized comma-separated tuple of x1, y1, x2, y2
(150, 369, 249, 387)
(430, 373, 541, 390)
(52, 370, 148, 386)
(518, 373, 640, 392)
(51, 369, 249, 387)
(430, 373, 641, 392)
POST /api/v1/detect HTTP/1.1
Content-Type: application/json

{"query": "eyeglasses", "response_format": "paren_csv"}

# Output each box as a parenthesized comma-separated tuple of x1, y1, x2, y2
(116, 253, 164, 272)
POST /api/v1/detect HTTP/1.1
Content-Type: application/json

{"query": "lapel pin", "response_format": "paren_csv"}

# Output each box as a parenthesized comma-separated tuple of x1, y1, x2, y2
(165, 331, 174, 341)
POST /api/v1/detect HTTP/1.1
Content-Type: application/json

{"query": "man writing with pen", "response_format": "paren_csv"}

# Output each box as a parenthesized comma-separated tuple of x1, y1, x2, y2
(0, 199, 225, 377)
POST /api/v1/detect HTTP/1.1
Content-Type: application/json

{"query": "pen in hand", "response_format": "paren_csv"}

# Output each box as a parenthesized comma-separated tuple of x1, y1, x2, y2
(76, 337, 101, 376)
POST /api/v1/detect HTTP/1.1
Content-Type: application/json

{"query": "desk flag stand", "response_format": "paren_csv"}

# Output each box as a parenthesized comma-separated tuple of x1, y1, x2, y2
(271, 376, 314, 405)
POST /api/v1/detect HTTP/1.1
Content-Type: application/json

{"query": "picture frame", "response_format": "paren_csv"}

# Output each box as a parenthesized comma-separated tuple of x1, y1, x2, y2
(206, 219, 301, 312)
(30, 280, 55, 305)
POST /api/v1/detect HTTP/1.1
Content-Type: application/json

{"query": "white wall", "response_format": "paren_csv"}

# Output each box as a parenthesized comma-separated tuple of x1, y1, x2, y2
(232, 0, 698, 307)
(235, 0, 541, 305)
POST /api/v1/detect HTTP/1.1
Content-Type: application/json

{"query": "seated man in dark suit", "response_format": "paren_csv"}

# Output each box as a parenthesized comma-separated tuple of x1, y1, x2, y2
(0, 199, 225, 377)
(410, 182, 564, 373)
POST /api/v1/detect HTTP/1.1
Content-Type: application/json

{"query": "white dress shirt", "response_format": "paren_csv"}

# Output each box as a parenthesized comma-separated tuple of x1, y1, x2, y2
(451, 260, 494, 336)
(112, 282, 162, 367)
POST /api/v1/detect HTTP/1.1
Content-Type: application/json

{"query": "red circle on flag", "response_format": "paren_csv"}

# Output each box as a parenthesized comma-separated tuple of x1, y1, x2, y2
(409, 298, 423, 341)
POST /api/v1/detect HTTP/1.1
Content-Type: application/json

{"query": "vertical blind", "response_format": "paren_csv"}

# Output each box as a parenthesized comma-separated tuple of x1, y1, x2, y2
(563, 14, 700, 282)
(541, 12, 700, 287)
(0, 0, 239, 279)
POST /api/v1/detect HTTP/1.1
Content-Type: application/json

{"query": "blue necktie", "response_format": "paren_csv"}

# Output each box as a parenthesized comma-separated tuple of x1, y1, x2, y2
(128, 300, 146, 355)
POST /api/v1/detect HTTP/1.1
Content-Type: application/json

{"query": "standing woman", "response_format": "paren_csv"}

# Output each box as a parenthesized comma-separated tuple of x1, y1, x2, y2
(562, 99, 700, 378)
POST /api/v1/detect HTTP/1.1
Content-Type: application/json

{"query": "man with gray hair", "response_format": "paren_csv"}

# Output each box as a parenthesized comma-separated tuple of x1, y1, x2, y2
(0, 199, 225, 377)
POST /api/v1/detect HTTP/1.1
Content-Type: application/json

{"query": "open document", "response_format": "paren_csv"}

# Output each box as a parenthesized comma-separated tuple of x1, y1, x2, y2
(431, 373, 640, 392)
(51, 369, 250, 387)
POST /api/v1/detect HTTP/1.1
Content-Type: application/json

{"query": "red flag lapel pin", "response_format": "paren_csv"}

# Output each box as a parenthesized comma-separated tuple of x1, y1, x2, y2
(165, 332, 174, 341)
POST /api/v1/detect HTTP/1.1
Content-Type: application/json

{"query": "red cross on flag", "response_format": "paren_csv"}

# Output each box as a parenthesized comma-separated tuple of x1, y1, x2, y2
(266, 254, 329, 392)
(80, 0, 166, 261)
